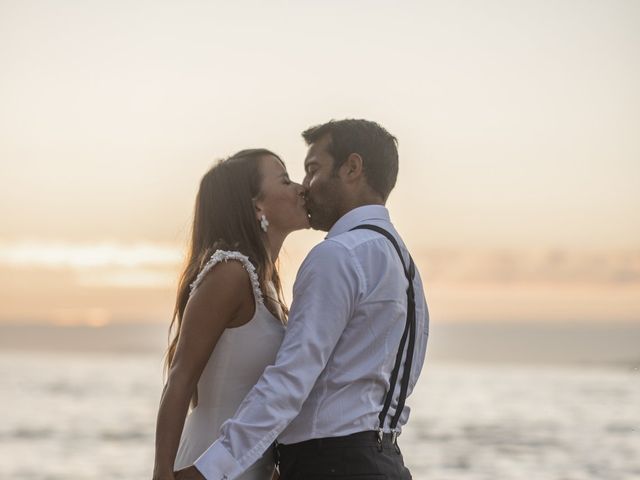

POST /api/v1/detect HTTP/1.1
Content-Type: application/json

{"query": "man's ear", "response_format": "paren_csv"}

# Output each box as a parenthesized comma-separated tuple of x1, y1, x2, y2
(341, 153, 364, 181)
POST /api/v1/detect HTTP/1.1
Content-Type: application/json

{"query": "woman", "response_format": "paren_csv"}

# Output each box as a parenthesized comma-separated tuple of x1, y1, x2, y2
(153, 149, 309, 480)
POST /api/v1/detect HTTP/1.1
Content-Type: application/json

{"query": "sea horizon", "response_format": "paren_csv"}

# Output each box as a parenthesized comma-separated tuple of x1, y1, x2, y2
(1, 320, 638, 369)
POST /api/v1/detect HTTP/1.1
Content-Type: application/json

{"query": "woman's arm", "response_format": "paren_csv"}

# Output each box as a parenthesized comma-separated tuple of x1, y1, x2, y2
(152, 261, 255, 480)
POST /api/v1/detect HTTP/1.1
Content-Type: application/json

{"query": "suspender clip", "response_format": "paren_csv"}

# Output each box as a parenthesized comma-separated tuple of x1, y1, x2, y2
(376, 428, 384, 452)
(273, 439, 281, 467)
(391, 430, 401, 454)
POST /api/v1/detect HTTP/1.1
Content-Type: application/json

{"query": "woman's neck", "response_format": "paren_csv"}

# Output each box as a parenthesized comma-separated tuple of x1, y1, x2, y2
(264, 230, 285, 262)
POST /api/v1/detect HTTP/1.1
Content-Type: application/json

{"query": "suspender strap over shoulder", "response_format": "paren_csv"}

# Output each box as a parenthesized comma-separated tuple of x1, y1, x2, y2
(349, 224, 416, 437)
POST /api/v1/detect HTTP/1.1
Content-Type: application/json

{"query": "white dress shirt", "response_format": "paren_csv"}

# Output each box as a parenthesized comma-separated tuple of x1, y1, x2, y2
(194, 205, 429, 480)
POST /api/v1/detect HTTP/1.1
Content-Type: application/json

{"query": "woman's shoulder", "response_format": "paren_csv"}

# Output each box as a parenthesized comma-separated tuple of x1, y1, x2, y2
(189, 250, 263, 304)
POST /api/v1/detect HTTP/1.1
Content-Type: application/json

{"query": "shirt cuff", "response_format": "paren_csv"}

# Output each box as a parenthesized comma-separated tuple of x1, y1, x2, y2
(193, 439, 242, 480)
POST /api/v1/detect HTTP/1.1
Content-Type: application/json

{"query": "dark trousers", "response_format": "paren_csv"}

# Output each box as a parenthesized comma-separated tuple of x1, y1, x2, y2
(277, 431, 412, 480)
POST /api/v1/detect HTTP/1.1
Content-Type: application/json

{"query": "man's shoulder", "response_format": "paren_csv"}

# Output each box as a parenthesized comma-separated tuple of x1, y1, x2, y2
(303, 220, 401, 261)
(331, 222, 400, 251)
(292, 238, 360, 290)
(304, 237, 352, 263)
(301, 227, 393, 266)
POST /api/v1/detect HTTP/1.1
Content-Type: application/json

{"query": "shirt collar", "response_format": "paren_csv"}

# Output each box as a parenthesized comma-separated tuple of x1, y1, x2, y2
(326, 205, 391, 239)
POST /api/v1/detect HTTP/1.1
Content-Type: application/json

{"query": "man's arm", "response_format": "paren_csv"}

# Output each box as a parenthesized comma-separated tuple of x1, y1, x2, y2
(189, 241, 361, 480)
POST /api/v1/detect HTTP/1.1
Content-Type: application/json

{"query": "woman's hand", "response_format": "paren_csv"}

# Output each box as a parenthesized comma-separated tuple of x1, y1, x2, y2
(152, 468, 176, 480)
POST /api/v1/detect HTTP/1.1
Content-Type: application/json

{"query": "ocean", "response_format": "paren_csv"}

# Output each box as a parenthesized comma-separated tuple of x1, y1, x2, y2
(1, 323, 639, 479)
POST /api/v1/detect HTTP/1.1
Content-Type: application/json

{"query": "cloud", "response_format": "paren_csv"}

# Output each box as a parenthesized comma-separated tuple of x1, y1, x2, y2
(1, 241, 638, 326)
(0, 241, 182, 269)
(75, 268, 177, 288)
(0, 241, 183, 289)
(414, 248, 640, 285)
(1, 241, 639, 289)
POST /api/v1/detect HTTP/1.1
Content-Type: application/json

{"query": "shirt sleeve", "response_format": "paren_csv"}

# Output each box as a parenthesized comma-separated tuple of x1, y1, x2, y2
(193, 240, 362, 480)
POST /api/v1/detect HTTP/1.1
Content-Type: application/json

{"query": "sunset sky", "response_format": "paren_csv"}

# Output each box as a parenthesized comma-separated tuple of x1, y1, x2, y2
(1, 0, 638, 327)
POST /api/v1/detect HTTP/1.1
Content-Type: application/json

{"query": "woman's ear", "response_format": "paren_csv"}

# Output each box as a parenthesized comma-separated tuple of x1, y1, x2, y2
(253, 198, 264, 220)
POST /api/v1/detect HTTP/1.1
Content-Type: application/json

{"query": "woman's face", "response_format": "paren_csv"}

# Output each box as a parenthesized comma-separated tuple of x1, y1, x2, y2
(256, 155, 309, 235)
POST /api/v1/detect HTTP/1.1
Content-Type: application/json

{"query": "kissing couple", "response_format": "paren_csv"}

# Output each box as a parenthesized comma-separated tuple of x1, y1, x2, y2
(153, 118, 429, 480)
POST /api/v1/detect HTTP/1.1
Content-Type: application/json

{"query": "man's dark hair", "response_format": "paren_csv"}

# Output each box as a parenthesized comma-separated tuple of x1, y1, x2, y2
(302, 119, 399, 200)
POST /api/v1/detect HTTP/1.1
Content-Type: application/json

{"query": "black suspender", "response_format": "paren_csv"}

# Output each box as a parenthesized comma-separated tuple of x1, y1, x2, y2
(350, 224, 417, 446)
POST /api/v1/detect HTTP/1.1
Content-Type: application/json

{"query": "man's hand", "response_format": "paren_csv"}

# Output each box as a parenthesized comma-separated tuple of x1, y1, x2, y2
(174, 465, 206, 480)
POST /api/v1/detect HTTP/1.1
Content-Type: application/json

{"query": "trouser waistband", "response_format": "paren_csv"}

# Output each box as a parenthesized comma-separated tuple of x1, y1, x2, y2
(277, 430, 398, 454)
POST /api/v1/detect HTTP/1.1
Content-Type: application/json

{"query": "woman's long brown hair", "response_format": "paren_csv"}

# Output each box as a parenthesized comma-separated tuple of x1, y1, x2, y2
(165, 149, 289, 376)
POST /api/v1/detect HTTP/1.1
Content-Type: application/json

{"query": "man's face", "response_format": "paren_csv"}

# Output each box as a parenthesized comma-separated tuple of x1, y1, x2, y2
(302, 134, 345, 232)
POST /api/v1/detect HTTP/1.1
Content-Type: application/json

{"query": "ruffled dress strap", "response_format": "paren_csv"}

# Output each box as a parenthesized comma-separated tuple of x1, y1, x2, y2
(189, 250, 263, 305)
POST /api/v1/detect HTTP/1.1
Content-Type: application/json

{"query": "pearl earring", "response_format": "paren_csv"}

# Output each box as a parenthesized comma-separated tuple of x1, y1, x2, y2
(260, 214, 269, 233)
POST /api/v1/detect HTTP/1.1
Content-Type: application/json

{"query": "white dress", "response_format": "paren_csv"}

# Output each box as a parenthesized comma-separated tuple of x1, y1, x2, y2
(173, 250, 285, 479)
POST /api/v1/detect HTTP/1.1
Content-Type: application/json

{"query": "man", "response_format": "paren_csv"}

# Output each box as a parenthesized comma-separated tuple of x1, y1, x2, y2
(177, 118, 429, 479)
